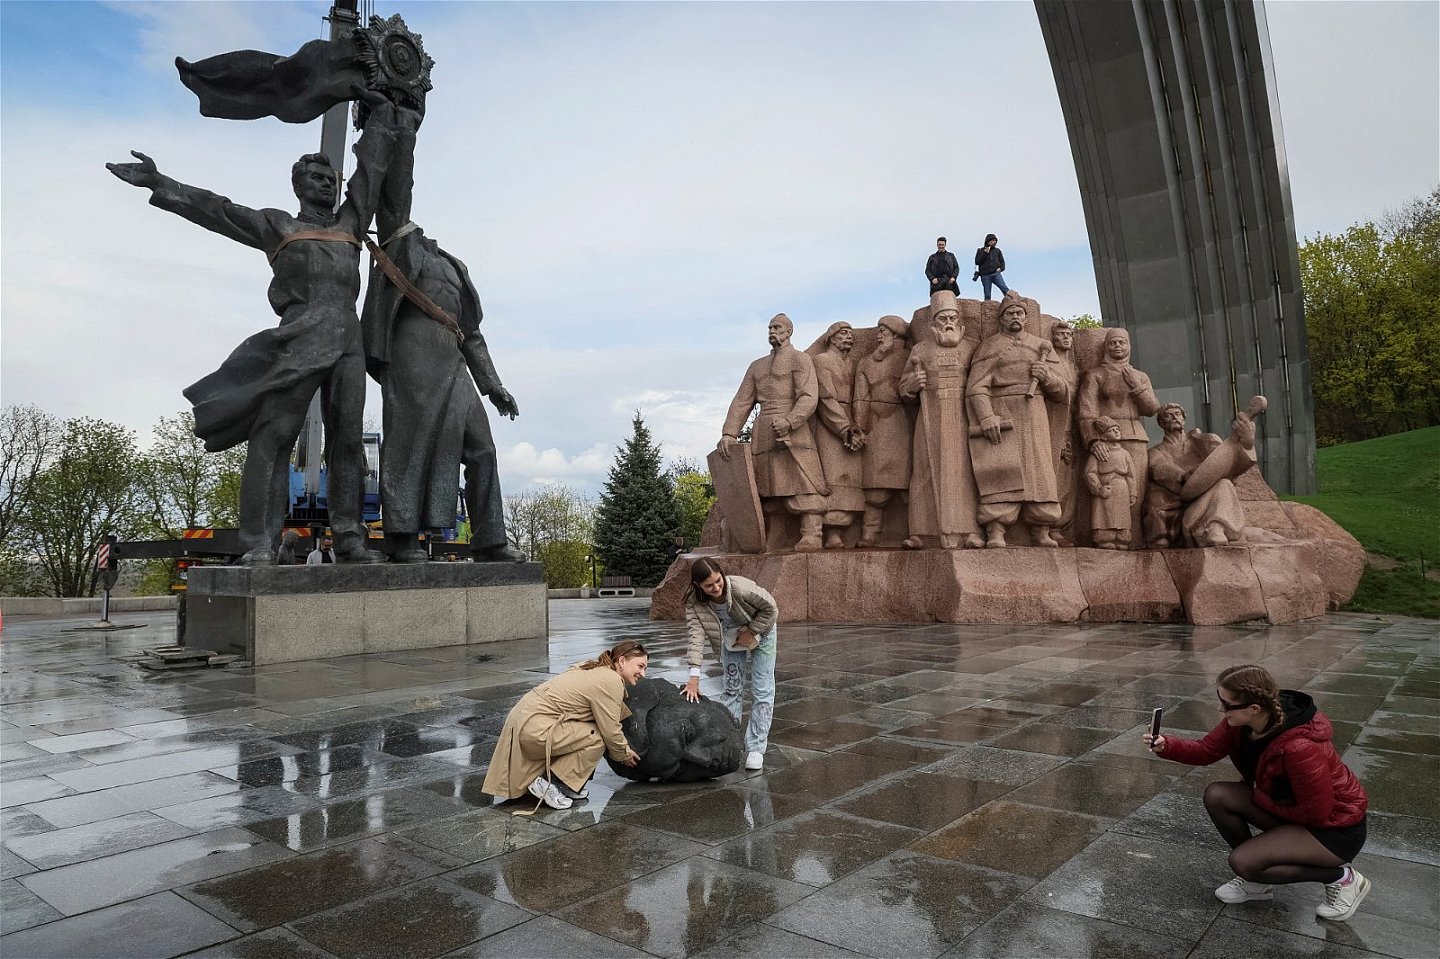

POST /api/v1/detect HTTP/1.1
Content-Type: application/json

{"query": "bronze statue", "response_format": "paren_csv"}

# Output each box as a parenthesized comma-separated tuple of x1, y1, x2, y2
(107, 93, 418, 565)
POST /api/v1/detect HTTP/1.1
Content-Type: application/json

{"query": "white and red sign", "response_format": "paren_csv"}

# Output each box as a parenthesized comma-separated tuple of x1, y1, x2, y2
(96, 544, 111, 569)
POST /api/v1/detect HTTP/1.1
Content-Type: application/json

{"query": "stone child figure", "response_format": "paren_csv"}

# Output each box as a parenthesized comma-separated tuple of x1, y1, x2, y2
(810, 322, 865, 548)
(1078, 327, 1162, 548)
(361, 115, 524, 563)
(1084, 416, 1136, 549)
(899, 291, 983, 550)
(719, 314, 829, 551)
(107, 93, 417, 565)
(966, 293, 1068, 548)
(852, 315, 913, 547)
(1144, 402, 1251, 548)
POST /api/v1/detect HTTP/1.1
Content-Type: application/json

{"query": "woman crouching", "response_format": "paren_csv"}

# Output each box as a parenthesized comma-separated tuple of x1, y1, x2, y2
(1144, 664, 1371, 921)
(482, 641, 646, 810)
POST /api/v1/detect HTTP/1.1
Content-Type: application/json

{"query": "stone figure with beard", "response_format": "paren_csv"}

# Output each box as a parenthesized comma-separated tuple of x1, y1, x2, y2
(852, 315, 913, 547)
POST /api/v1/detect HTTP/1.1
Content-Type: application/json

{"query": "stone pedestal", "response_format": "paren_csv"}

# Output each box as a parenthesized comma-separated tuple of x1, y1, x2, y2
(185, 562, 547, 665)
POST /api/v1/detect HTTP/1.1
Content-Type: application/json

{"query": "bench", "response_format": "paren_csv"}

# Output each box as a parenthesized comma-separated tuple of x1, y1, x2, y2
(597, 575, 635, 598)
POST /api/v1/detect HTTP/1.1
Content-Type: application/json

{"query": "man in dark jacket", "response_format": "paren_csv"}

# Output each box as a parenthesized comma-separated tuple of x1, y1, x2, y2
(925, 237, 959, 295)
(974, 233, 1009, 300)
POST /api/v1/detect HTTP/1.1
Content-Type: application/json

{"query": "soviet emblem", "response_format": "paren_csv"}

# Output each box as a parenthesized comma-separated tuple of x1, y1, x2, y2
(352, 13, 434, 110)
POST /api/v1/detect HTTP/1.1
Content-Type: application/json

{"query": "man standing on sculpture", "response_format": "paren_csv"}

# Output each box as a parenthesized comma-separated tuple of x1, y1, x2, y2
(899, 292, 983, 550)
(852, 315, 913, 547)
(1078, 327, 1162, 548)
(719, 314, 829, 552)
(107, 94, 414, 565)
(361, 115, 524, 563)
(926, 237, 960, 296)
(810, 322, 864, 548)
(966, 293, 1067, 548)
(1144, 403, 1249, 548)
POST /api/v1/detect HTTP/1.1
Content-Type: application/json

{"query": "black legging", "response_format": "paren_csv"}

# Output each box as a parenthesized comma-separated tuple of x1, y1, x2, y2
(1204, 781, 1345, 885)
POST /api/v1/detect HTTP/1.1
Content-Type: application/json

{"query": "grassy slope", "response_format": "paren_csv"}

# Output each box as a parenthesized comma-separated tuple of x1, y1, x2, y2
(1283, 426, 1440, 618)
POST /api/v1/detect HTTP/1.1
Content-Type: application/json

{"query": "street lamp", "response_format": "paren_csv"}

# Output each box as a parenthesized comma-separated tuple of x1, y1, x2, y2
(586, 553, 597, 589)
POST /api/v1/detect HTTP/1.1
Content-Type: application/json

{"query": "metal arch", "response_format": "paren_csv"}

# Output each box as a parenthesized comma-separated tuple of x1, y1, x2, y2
(1036, 0, 1315, 493)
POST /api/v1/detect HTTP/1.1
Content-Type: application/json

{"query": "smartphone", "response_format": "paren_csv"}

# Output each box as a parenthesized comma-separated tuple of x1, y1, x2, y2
(1149, 707, 1163, 739)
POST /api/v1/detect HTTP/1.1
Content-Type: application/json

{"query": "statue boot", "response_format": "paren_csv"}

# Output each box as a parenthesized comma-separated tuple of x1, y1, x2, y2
(984, 522, 1007, 549)
(334, 532, 386, 564)
(241, 546, 277, 567)
(474, 542, 527, 563)
(823, 529, 846, 549)
(795, 514, 823, 552)
(1033, 526, 1059, 548)
(385, 533, 429, 564)
(857, 506, 885, 548)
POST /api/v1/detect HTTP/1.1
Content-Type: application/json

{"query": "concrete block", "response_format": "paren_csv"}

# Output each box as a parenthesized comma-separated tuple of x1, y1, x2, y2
(363, 588, 467, 654)
(466, 584, 548, 644)
(253, 593, 364, 665)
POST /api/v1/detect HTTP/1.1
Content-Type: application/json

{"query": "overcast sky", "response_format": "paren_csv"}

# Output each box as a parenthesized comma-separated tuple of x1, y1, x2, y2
(2, 0, 1436, 498)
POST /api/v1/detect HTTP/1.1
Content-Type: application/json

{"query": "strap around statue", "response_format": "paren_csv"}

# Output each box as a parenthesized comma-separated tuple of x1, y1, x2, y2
(267, 229, 362, 264)
(364, 236, 465, 344)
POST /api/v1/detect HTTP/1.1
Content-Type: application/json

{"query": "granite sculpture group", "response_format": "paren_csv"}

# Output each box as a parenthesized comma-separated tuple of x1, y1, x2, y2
(664, 290, 1365, 626)
(107, 14, 521, 567)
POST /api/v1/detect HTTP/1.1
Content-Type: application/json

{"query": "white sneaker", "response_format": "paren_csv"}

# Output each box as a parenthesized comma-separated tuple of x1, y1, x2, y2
(1214, 876, 1273, 903)
(528, 776, 572, 810)
(745, 750, 764, 770)
(1316, 869, 1371, 921)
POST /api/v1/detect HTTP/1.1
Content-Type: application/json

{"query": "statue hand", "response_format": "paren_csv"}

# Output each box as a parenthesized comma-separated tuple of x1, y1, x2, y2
(717, 435, 736, 461)
(771, 418, 792, 438)
(1120, 365, 1139, 389)
(1060, 443, 1074, 465)
(1233, 415, 1256, 449)
(489, 387, 519, 420)
(1090, 440, 1111, 463)
(1030, 361, 1051, 383)
(107, 151, 160, 189)
(981, 416, 1003, 444)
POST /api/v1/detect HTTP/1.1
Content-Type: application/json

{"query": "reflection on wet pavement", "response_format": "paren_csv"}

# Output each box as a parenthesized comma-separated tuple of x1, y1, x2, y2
(0, 601, 1435, 957)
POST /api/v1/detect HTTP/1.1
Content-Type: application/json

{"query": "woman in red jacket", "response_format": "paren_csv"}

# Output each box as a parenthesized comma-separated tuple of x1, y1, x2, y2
(1144, 664, 1371, 921)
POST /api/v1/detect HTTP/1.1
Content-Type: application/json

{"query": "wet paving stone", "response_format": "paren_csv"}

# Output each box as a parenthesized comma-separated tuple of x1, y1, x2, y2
(1007, 758, 1176, 818)
(47, 741, 304, 793)
(3, 810, 194, 870)
(948, 901, 1192, 958)
(769, 718, 888, 752)
(393, 807, 565, 863)
(840, 736, 952, 765)
(743, 750, 912, 804)
(18, 826, 293, 915)
(557, 856, 813, 958)
(1352, 727, 1440, 756)
(911, 799, 1111, 878)
(989, 723, 1121, 757)
(769, 850, 1033, 958)
(690, 923, 868, 958)
(1341, 747, 1440, 820)
(153, 783, 323, 831)
(185, 927, 341, 959)
(0, 806, 57, 841)
(0, 877, 62, 934)
(883, 718, 1011, 745)
(1195, 915, 1394, 959)
(450, 820, 704, 914)
(706, 808, 921, 886)
(212, 744, 395, 787)
(772, 696, 868, 724)
(0, 776, 74, 808)
(177, 837, 444, 932)
(1365, 811, 1440, 867)
(441, 914, 652, 958)
(0, 890, 238, 958)
(923, 745, 1068, 786)
(243, 787, 463, 852)
(1020, 833, 1225, 942)
(835, 771, 1011, 831)
(1036, 705, 1152, 731)
(289, 877, 529, 959)
(619, 785, 817, 844)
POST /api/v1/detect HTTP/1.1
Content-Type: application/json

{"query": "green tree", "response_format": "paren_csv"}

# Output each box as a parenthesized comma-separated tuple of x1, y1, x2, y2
(133, 411, 246, 593)
(1066, 313, 1104, 330)
(668, 457, 715, 550)
(593, 413, 679, 586)
(0, 405, 62, 595)
(1301, 187, 1440, 445)
(19, 417, 145, 597)
(504, 484, 596, 588)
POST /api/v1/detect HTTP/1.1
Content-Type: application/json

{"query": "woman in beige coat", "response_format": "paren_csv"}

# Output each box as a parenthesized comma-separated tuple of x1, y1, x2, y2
(683, 558, 779, 772)
(482, 641, 646, 810)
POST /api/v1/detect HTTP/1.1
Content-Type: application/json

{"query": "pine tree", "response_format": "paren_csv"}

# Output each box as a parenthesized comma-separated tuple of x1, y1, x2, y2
(593, 413, 680, 586)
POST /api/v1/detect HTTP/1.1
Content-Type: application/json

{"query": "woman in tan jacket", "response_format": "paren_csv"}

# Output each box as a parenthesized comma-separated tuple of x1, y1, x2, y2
(683, 558, 779, 771)
(482, 641, 646, 810)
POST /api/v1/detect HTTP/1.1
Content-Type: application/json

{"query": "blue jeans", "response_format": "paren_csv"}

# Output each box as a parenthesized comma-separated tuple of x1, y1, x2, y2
(981, 272, 1009, 300)
(720, 625, 777, 755)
